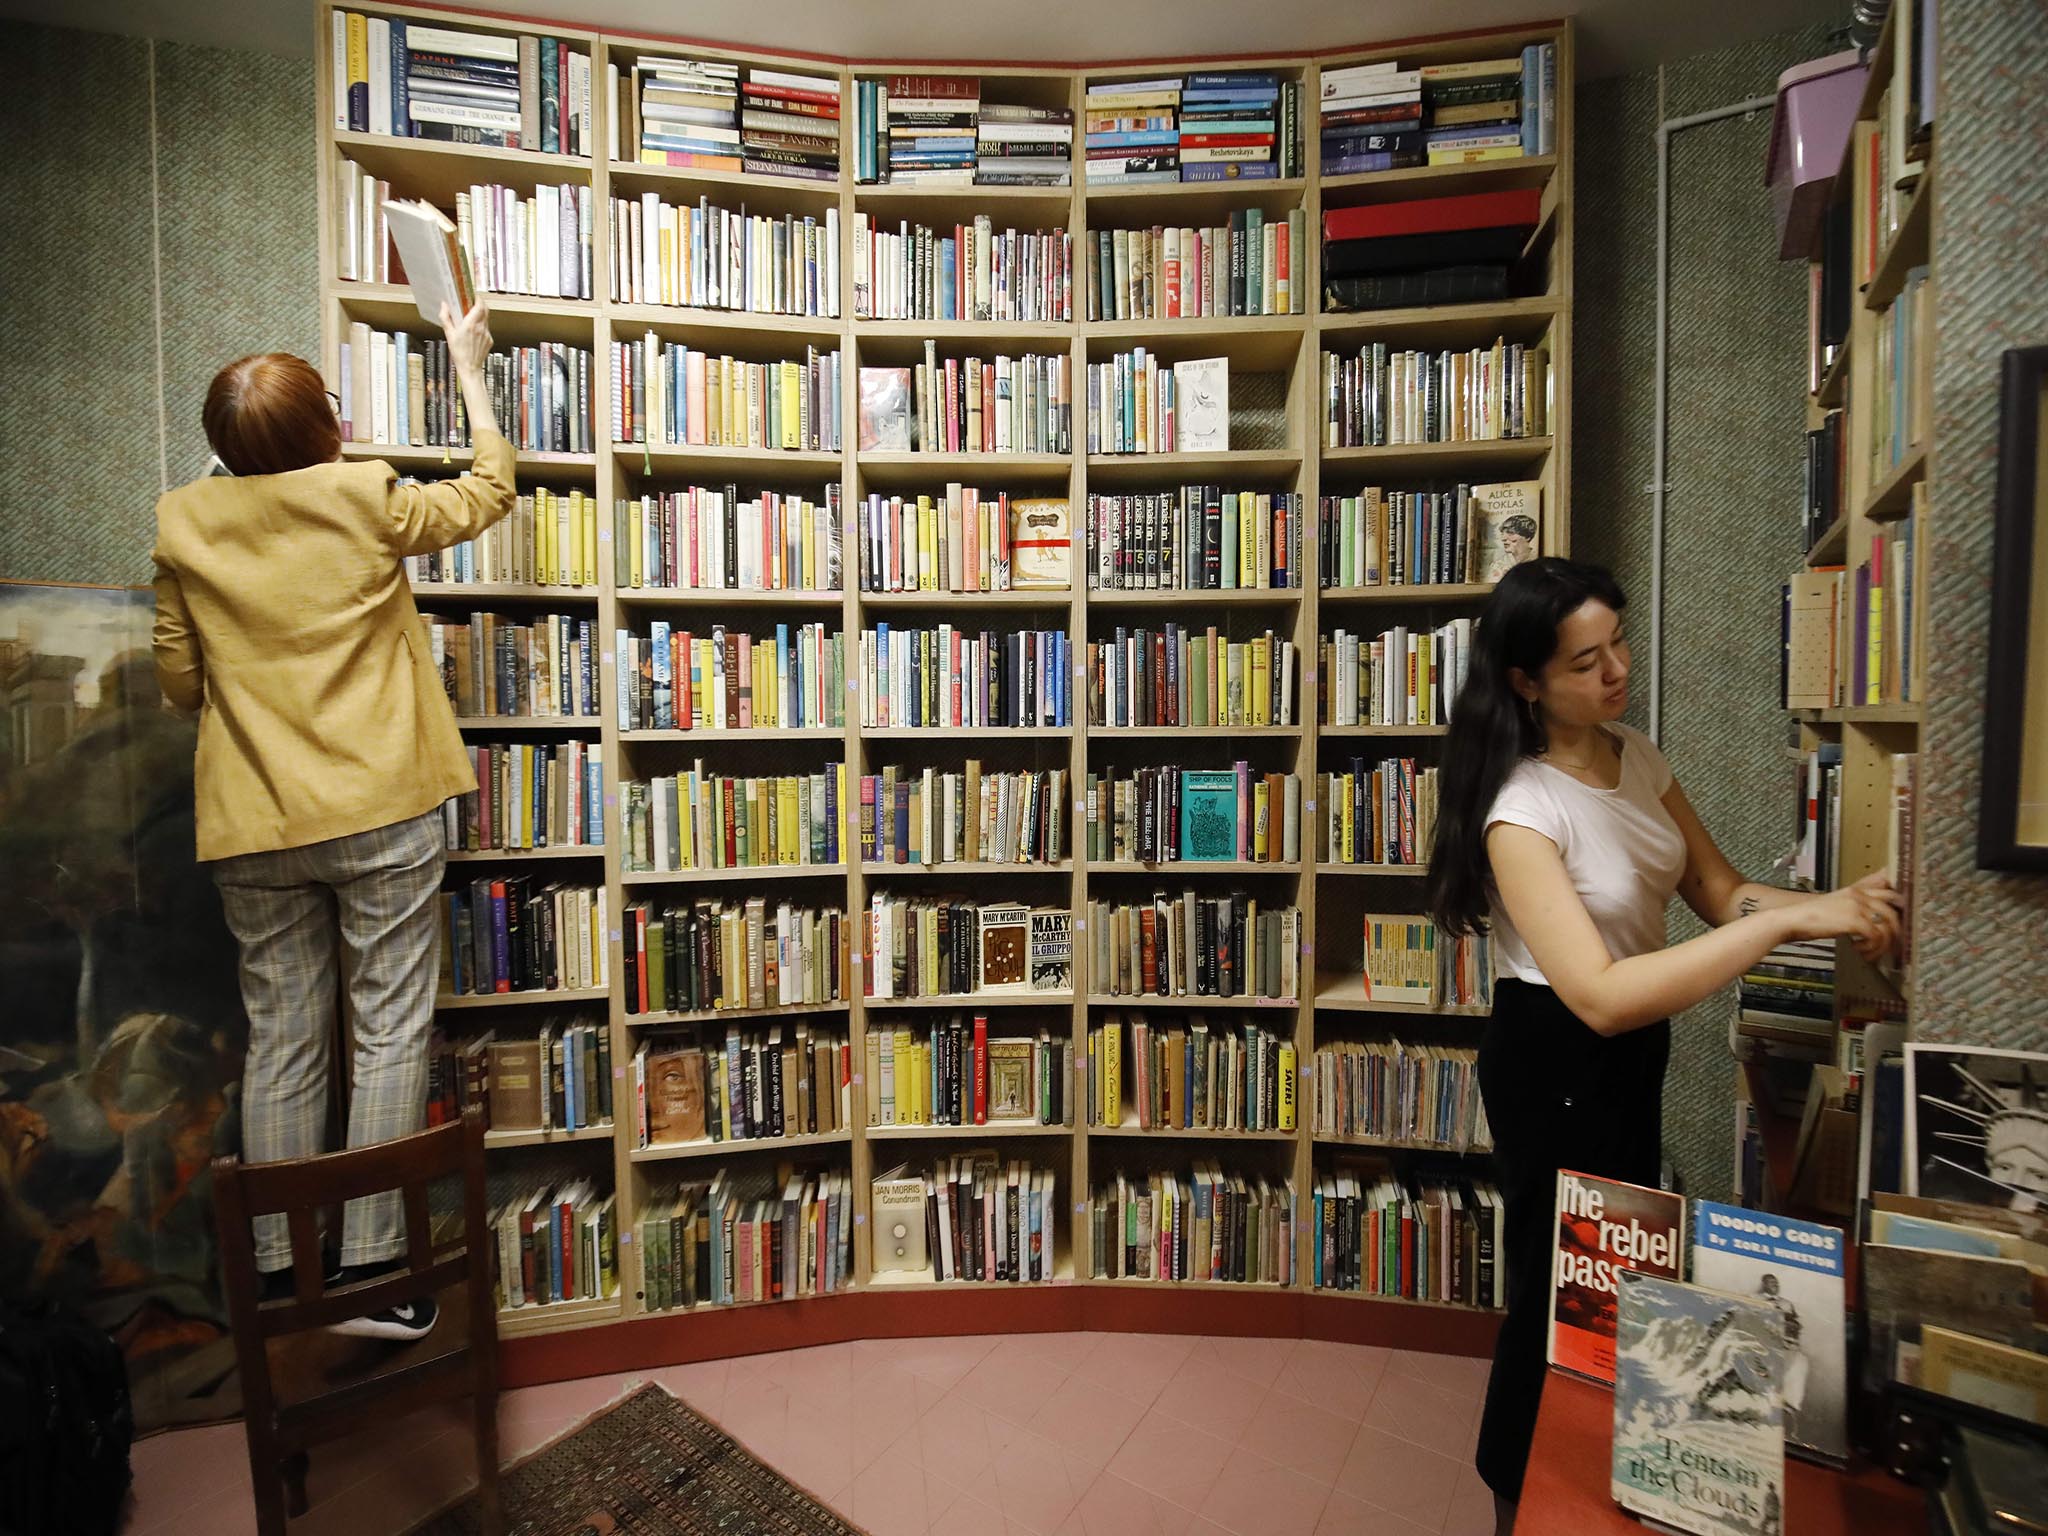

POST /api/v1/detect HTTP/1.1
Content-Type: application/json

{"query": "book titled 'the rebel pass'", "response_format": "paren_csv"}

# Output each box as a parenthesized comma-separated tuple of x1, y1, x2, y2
(1548, 1168, 1686, 1384)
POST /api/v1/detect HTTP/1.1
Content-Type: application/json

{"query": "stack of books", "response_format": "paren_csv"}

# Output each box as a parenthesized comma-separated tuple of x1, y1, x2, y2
(976, 104, 1073, 186)
(1085, 77, 1180, 185)
(629, 55, 740, 169)
(882, 75, 979, 186)
(740, 67, 841, 182)
(1420, 56, 1527, 166)
(1177, 70, 1281, 182)
(1318, 62, 1423, 175)
(1320, 187, 1542, 314)
(332, 13, 591, 153)
(1736, 940, 1836, 1048)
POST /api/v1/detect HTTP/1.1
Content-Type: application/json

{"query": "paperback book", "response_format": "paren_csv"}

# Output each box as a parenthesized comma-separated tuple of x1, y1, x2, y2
(1549, 1168, 1685, 1384)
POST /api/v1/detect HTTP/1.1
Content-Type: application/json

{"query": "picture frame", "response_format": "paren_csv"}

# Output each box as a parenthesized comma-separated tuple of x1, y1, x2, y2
(1978, 344, 2048, 871)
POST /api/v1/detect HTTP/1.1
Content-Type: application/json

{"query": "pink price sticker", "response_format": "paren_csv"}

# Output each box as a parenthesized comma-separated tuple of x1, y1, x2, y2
(853, 1213, 865, 1225)
(600, 651, 612, 664)
(851, 1073, 863, 1085)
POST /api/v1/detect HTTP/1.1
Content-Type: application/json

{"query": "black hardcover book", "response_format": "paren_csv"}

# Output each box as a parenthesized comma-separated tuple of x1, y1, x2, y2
(1322, 226, 1532, 280)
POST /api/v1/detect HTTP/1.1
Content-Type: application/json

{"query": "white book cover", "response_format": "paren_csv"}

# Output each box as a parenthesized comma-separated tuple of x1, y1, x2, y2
(382, 199, 476, 328)
(1173, 357, 1228, 453)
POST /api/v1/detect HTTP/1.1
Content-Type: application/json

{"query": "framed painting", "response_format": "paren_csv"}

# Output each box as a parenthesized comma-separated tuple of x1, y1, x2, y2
(1979, 345, 2048, 871)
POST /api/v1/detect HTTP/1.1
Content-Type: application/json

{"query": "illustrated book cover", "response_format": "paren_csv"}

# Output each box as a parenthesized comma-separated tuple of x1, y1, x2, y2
(1549, 1168, 1686, 1384)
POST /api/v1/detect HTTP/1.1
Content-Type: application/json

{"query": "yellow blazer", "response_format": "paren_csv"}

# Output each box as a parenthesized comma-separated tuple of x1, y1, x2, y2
(152, 431, 517, 861)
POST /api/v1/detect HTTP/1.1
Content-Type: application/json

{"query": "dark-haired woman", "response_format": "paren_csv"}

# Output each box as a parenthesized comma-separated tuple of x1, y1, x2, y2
(1423, 558, 1899, 1529)
(152, 300, 512, 1340)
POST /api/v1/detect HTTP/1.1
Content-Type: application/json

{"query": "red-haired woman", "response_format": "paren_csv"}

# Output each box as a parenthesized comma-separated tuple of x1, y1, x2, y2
(152, 300, 512, 1340)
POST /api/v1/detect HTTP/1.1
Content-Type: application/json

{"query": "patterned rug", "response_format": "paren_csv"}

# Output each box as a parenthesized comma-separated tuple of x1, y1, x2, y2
(405, 1382, 870, 1536)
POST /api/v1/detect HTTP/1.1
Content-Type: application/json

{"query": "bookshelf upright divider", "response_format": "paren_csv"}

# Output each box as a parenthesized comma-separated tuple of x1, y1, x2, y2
(317, 0, 1573, 1341)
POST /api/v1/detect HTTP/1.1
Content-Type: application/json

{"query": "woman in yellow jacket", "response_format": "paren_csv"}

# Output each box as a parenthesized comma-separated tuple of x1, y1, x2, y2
(153, 300, 512, 1341)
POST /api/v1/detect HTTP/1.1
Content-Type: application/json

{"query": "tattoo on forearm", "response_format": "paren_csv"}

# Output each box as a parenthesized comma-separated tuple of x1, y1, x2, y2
(1739, 896, 1761, 918)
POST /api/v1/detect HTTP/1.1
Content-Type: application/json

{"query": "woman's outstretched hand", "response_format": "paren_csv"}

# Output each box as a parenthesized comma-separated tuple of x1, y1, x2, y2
(1782, 869, 1905, 962)
(440, 299, 493, 377)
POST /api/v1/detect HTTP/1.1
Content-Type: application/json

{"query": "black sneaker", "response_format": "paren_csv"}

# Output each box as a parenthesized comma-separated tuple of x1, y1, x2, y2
(327, 1294, 438, 1342)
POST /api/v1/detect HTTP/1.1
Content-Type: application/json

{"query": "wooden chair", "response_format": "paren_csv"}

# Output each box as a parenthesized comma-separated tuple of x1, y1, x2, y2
(211, 1108, 502, 1536)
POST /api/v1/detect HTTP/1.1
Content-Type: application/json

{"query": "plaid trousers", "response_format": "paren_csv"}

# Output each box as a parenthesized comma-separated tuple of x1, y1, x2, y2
(214, 809, 445, 1269)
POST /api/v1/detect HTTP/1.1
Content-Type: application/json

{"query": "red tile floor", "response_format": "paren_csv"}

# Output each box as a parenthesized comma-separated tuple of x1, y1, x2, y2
(123, 1331, 1498, 1536)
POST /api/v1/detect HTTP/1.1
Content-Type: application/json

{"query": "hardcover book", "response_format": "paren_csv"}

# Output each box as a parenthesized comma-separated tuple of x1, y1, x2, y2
(979, 902, 1029, 990)
(1919, 1325, 2048, 1427)
(646, 1045, 706, 1145)
(1471, 481, 1542, 584)
(986, 1039, 1035, 1121)
(1029, 909, 1073, 992)
(858, 365, 913, 451)
(1611, 1272, 1789, 1536)
(870, 1162, 929, 1273)
(1691, 1199, 1848, 1463)
(1010, 497, 1072, 589)
(1172, 357, 1229, 451)
(486, 1039, 544, 1129)
(1549, 1168, 1685, 1384)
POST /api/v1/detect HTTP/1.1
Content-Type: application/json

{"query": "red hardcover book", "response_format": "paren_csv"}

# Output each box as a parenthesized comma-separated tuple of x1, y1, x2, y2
(972, 1014, 989, 1123)
(744, 80, 841, 110)
(1320, 187, 1542, 245)
(558, 1192, 575, 1301)
(634, 906, 650, 1014)
(1548, 1169, 1685, 1384)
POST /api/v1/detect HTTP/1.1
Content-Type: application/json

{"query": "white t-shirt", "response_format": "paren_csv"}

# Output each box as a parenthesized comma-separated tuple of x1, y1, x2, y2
(1484, 722, 1688, 985)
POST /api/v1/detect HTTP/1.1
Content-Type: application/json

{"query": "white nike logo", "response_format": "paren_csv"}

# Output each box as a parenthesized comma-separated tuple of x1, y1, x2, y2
(389, 1304, 417, 1322)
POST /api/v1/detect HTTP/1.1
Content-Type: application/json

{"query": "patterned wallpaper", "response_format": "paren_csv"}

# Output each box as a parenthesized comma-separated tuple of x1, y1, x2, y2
(1914, 0, 2048, 1041)
(1575, 25, 1833, 1202)
(0, 22, 316, 586)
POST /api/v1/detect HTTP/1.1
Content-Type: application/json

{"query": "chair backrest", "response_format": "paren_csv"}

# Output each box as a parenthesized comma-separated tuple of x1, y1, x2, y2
(211, 1109, 497, 1438)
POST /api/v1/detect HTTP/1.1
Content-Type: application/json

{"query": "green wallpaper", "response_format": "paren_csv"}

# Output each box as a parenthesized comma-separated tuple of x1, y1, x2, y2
(0, 22, 316, 586)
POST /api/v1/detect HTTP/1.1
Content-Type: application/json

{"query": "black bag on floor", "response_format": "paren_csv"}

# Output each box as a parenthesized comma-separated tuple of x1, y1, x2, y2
(0, 1298, 135, 1536)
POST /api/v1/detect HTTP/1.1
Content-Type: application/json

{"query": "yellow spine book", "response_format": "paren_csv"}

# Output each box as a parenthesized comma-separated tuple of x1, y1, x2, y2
(346, 12, 367, 100)
(1277, 1043, 1296, 1130)
(780, 361, 800, 450)
(777, 778, 800, 864)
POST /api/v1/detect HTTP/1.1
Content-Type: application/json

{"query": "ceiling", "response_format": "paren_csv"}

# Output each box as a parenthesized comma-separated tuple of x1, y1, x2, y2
(0, 0, 1843, 79)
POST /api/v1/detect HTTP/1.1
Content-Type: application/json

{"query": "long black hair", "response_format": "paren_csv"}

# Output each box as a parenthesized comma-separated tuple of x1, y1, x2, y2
(1426, 557, 1628, 936)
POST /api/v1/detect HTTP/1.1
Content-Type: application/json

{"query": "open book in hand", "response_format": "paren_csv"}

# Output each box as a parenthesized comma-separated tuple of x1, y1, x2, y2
(381, 198, 477, 327)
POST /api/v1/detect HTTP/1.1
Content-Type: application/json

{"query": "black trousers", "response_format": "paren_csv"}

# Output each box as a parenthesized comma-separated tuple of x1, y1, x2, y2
(1472, 977, 1668, 1503)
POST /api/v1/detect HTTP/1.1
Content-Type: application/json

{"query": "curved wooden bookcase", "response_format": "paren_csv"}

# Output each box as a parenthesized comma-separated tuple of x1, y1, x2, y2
(316, 1, 1570, 1381)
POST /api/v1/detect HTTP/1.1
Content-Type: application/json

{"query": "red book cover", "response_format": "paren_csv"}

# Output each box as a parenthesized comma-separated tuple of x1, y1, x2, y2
(1547, 1169, 1685, 1384)
(558, 1193, 575, 1301)
(634, 907, 649, 1014)
(1320, 187, 1542, 245)
(972, 1014, 989, 1123)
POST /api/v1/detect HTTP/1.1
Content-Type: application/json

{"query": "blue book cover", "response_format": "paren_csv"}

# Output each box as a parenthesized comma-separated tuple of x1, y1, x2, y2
(1521, 45, 1540, 150)
(1612, 1272, 1788, 1536)
(939, 237, 957, 320)
(1085, 129, 1180, 149)
(1179, 161, 1280, 183)
(1692, 1200, 1847, 1464)
(390, 21, 410, 137)
(539, 37, 559, 154)
(1180, 770, 1239, 860)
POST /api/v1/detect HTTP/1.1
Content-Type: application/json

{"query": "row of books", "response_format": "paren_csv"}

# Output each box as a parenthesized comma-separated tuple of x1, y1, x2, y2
(1086, 894, 1301, 1001)
(1319, 620, 1473, 729)
(1310, 1038, 1487, 1150)
(406, 487, 600, 588)
(855, 488, 1063, 594)
(614, 622, 843, 732)
(440, 878, 610, 997)
(872, 1156, 1062, 1282)
(1320, 482, 1540, 590)
(1088, 1168, 1295, 1285)
(332, 13, 591, 154)
(1791, 743, 1845, 893)
(618, 54, 840, 181)
(1318, 47, 1554, 174)
(1086, 626, 1298, 730)
(852, 217, 1072, 323)
(863, 900, 1074, 999)
(1088, 1014, 1298, 1133)
(1309, 1166, 1503, 1307)
(449, 181, 593, 301)
(1319, 187, 1542, 314)
(1869, 266, 1930, 484)
(1084, 766, 1302, 866)
(1734, 940, 1835, 1050)
(1085, 351, 1227, 456)
(621, 898, 850, 1016)
(636, 1166, 854, 1310)
(1781, 515, 1919, 712)
(851, 76, 1073, 188)
(631, 1023, 852, 1146)
(607, 195, 840, 318)
(1084, 213, 1307, 321)
(861, 764, 1070, 867)
(620, 765, 845, 874)
(857, 624, 1071, 730)
(855, 351, 1074, 455)
(613, 487, 842, 593)
(1321, 341, 1549, 447)
(342, 329, 594, 454)
(494, 1182, 615, 1311)
(1086, 488, 1304, 592)
(1802, 409, 1846, 553)
(1084, 71, 1303, 186)
(424, 1020, 613, 1132)
(1319, 759, 1440, 868)
(1361, 916, 1493, 1009)
(610, 337, 842, 453)
(423, 611, 601, 720)
(863, 1018, 1072, 1127)
(446, 741, 604, 852)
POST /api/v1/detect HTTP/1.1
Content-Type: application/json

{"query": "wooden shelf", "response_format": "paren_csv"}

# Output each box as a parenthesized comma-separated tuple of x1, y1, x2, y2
(437, 987, 611, 1011)
(614, 587, 842, 607)
(1090, 1120, 1298, 1143)
(341, 443, 598, 475)
(856, 451, 1073, 489)
(1087, 587, 1303, 607)
(1863, 443, 1928, 523)
(607, 159, 841, 208)
(1319, 438, 1553, 475)
(608, 302, 843, 342)
(868, 992, 1076, 1009)
(1320, 154, 1556, 202)
(865, 1260, 1077, 1291)
(615, 444, 842, 480)
(1084, 176, 1308, 220)
(451, 716, 600, 732)
(857, 180, 1074, 212)
(1313, 974, 1489, 1016)
(1316, 863, 1428, 878)
(628, 999, 850, 1028)
(333, 130, 592, 204)
(1086, 725, 1300, 740)
(410, 582, 597, 602)
(1318, 722, 1451, 737)
(1085, 450, 1302, 485)
(1318, 296, 1564, 347)
(1082, 315, 1308, 355)
(862, 861, 1072, 876)
(630, 1129, 852, 1164)
(1830, 702, 1922, 725)
(1863, 179, 1929, 313)
(1089, 1275, 1291, 1293)
(862, 725, 1071, 741)
(860, 589, 1072, 610)
(337, 282, 597, 334)
(621, 864, 847, 886)
(497, 1295, 620, 1338)
(1312, 1132, 1491, 1155)
(1085, 993, 1299, 1010)
(855, 318, 1075, 342)
(446, 845, 603, 863)
(485, 1124, 615, 1150)
(1814, 339, 1851, 409)
(1319, 582, 1494, 606)
(616, 727, 844, 743)
(865, 1121, 1072, 1140)
(1805, 517, 1849, 567)
(1090, 860, 1302, 875)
